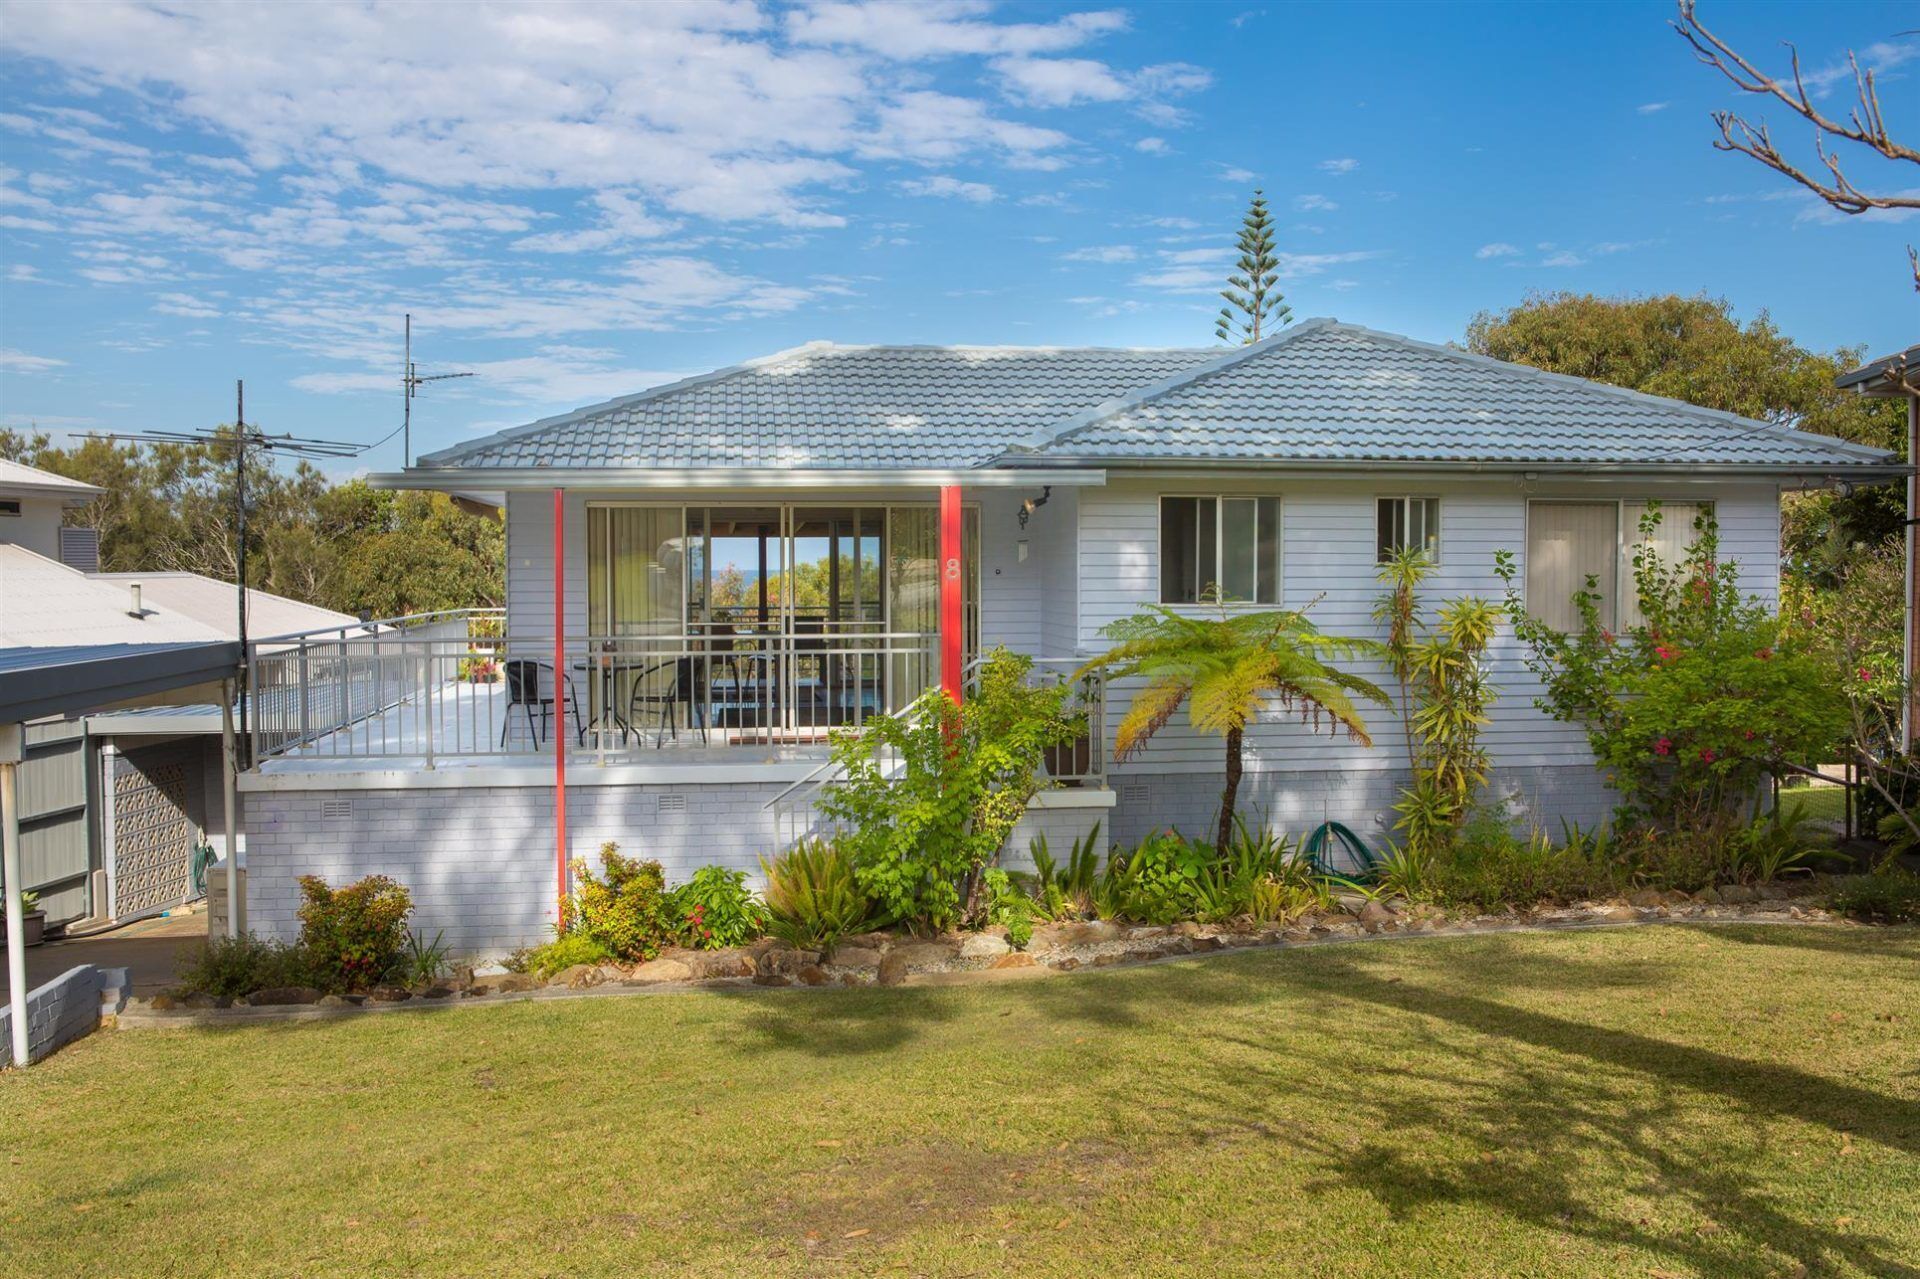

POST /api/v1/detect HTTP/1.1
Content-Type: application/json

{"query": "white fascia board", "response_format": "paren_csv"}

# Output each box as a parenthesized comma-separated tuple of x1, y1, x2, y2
(364, 467, 1108, 491)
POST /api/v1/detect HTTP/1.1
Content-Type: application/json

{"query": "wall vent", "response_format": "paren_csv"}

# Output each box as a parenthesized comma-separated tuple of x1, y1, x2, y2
(321, 798, 354, 820)
(1119, 782, 1150, 805)
(657, 794, 687, 815)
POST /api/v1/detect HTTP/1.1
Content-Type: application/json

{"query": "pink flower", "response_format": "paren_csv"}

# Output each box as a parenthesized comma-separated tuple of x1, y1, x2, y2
(1743, 730, 1756, 741)
(1754, 648, 1773, 661)
(1700, 748, 1717, 763)
(1654, 737, 1672, 757)
(1859, 667, 1874, 682)
(1600, 629, 1616, 646)
(1654, 645, 1678, 663)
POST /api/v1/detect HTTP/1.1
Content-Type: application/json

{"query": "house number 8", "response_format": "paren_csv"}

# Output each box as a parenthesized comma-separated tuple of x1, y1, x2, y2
(945, 557, 961, 580)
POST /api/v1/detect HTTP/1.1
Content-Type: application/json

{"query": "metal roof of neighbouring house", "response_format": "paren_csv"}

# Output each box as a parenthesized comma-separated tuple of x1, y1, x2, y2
(413, 320, 1901, 478)
(0, 457, 106, 501)
(1836, 344, 1920, 397)
(88, 571, 361, 643)
(0, 545, 230, 648)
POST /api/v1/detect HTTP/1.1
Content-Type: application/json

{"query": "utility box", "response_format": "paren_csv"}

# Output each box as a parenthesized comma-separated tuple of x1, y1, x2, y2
(205, 856, 248, 937)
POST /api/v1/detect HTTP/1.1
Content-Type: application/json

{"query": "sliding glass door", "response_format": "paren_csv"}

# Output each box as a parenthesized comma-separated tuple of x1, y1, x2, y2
(586, 501, 979, 734)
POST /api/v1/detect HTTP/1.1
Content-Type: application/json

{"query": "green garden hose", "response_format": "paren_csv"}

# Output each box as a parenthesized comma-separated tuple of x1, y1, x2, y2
(190, 840, 217, 897)
(1303, 821, 1380, 877)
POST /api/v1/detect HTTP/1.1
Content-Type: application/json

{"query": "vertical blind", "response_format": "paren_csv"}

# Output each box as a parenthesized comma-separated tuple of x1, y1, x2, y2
(1526, 500, 1711, 632)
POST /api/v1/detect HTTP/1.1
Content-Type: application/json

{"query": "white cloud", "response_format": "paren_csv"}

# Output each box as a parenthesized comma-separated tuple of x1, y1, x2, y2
(992, 56, 1130, 107)
(1134, 137, 1168, 154)
(1540, 250, 1586, 268)
(787, 2, 1128, 60)
(515, 190, 679, 253)
(1294, 193, 1338, 211)
(896, 175, 998, 203)
(0, 348, 67, 373)
(3, 1, 1094, 228)
(1475, 242, 1520, 259)
(1061, 244, 1137, 263)
(1636, 102, 1669, 115)
(153, 291, 221, 318)
(1217, 165, 1255, 183)
(1134, 246, 1381, 292)
(1317, 157, 1358, 175)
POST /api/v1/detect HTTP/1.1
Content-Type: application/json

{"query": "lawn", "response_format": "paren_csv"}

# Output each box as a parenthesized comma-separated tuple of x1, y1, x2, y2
(3, 925, 1917, 1278)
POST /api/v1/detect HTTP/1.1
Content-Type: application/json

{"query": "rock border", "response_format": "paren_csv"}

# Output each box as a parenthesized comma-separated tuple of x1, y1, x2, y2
(114, 884, 1861, 1030)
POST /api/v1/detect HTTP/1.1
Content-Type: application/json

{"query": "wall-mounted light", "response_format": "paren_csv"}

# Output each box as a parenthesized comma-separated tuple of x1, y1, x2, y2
(1018, 485, 1053, 529)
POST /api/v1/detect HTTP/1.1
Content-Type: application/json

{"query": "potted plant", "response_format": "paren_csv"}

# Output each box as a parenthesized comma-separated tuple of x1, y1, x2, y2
(9, 891, 46, 947)
(1044, 696, 1095, 786)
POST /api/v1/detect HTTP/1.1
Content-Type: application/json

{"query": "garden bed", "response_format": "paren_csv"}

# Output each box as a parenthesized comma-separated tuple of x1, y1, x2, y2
(120, 881, 1845, 1026)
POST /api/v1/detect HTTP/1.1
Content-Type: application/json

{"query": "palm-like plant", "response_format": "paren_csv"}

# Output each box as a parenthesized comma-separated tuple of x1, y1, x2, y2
(1078, 603, 1389, 848)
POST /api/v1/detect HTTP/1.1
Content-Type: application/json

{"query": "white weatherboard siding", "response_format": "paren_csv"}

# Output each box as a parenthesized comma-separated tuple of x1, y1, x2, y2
(1077, 475, 1783, 782)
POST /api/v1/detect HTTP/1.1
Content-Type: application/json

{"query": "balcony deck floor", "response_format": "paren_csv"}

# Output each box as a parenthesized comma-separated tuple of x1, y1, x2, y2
(257, 680, 840, 773)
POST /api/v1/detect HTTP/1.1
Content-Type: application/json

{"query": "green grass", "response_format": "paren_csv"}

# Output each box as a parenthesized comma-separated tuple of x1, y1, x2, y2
(4, 925, 1918, 1278)
(1779, 784, 1848, 824)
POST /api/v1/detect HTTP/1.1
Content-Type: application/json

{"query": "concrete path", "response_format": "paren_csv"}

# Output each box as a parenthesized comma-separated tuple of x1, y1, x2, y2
(4, 911, 206, 1006)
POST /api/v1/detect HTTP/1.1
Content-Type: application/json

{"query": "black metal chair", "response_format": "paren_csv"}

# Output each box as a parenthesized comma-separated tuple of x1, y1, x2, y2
(500, 658, 584, 747)
(628, 656, 711, 748)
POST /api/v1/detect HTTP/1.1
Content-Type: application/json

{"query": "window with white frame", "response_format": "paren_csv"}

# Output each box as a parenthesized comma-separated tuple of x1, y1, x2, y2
(1159, 495, 1280, 604)
(1525, 499, 1712, 632)
(1376, 496, 1440, 564)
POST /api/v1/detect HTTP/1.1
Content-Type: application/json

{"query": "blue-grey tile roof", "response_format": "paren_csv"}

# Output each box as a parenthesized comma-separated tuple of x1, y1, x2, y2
(420, 343, 1218, 471)
(1013, 321, 1897, 469)
(418, 320, 1897, 475)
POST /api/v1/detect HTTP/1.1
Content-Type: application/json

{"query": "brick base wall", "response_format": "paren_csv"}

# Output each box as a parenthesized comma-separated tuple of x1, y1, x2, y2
(1106, 765, 1616, 856)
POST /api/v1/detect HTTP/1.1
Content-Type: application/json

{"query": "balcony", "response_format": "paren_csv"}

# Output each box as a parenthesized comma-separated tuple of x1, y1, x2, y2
(245, 610, 1105, 786)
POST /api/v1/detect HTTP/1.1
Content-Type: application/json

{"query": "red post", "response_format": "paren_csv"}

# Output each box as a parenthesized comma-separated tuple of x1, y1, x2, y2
(940, 484, 964, 704)
(553, 488, 569, 925)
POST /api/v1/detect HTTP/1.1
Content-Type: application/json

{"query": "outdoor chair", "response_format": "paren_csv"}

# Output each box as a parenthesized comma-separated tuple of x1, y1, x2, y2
(500, 658, 584, 747)
(628, 655, 712, 748)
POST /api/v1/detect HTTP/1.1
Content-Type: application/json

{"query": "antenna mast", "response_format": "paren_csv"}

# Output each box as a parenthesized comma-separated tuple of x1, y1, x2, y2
(84, 393, 365, 769)
(402, 312, 473, 467)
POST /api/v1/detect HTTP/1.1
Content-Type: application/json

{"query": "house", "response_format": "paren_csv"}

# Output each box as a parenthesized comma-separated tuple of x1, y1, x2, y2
(0, 458, 105, 570)
(1835, 344, 1918, 738)
(234, 319, 1902, 958)
(0, 524, 360, 934)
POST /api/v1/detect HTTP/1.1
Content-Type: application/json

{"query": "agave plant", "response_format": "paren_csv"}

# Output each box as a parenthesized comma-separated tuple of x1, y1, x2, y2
(1078, 603, 1388, 848)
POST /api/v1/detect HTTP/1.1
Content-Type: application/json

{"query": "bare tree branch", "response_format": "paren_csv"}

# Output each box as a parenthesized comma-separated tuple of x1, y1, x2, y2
(1674, 1, 1920, 290)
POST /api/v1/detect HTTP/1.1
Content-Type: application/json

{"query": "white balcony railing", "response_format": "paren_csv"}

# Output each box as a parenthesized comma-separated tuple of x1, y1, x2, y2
(248, 610, 1107, 788)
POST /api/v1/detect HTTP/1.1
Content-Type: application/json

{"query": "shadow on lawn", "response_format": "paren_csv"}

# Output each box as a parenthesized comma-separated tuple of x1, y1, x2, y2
(724, 926, 1919, 1276)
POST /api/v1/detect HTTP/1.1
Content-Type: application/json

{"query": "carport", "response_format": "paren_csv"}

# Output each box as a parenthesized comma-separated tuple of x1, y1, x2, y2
(1, 639, 240, 1066)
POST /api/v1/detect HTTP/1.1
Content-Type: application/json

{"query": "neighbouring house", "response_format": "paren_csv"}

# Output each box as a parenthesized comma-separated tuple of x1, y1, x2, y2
(234, 318, 1903, 958)
(0, 457, 105, 570)
(1835, 344, 1919, 739)
(0, 486, 361, 934)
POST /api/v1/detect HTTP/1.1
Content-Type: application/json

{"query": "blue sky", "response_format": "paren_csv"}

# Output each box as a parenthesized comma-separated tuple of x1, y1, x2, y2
(0, 1, 1913, 476)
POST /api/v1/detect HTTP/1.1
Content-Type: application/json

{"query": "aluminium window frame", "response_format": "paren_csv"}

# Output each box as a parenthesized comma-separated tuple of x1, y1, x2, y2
(1156, 492, 1283, 608)
(1374, 494, 1442, 566)
(1522, 497, 1716, 631)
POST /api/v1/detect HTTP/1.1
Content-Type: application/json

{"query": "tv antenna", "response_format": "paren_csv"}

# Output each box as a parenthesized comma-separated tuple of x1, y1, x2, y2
(402, 312, 473, 467)
(83, 381, 365, 763)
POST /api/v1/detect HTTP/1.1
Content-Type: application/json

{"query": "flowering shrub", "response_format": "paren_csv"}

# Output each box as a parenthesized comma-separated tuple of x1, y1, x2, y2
(820, 648, 1074, 932)
(669, 865, 770, 950)
(295, 874, 413, 992)
(560, 842, 676, 962)
(1498, 507, 1848, 827)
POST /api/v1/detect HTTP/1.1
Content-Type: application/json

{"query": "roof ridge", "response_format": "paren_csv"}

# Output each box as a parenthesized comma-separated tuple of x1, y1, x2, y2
(998, 317, 1341, 457)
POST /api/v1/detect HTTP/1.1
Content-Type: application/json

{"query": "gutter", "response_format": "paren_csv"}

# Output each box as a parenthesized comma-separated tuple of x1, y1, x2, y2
(364, 466, 1110, 491)
(990, 456, 1910, 482)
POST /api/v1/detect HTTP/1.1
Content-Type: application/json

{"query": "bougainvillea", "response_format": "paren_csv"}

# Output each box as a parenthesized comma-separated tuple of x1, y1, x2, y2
(1498, 507, 1848, 828)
